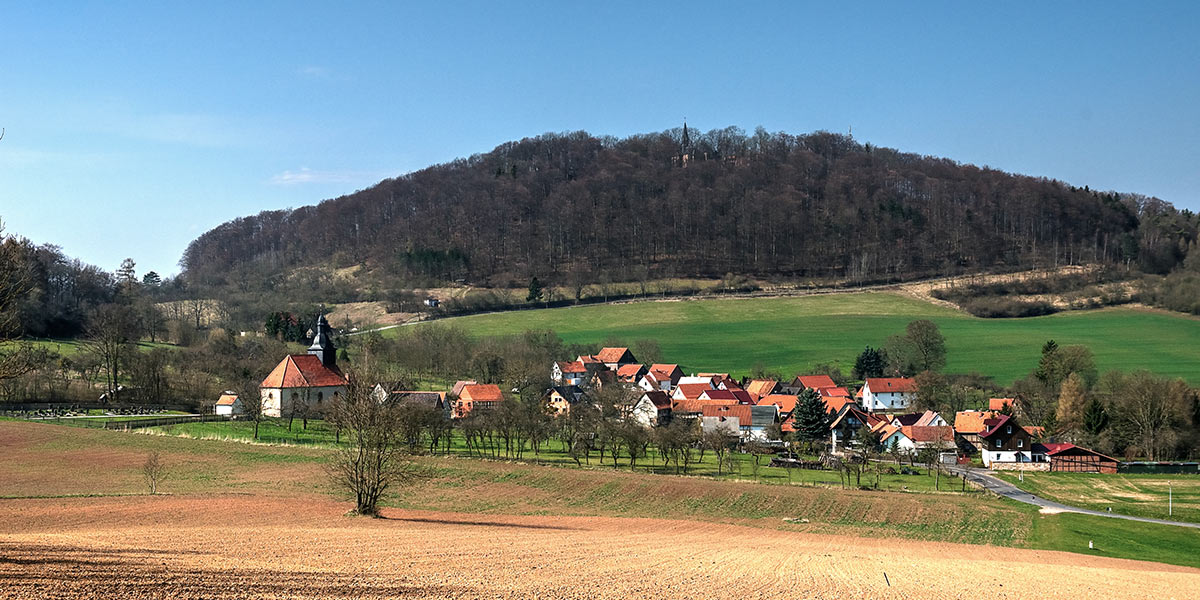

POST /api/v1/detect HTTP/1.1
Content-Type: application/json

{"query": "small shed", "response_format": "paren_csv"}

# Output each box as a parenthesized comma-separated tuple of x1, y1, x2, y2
(215, 392, 243, 416)
(1041, 443, 1118, 474)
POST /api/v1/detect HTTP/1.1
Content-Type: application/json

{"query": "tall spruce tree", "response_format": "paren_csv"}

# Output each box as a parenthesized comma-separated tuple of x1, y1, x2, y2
(792, 388, 829, 447)
(853, 346, 886, 380)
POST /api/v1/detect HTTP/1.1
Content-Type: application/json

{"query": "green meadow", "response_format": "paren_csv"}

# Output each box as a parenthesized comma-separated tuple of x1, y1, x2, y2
(407, 293, 1200, 385)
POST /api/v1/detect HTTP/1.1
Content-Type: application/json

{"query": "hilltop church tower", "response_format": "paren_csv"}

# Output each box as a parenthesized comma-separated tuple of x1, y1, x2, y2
(678, 121, 692, 167)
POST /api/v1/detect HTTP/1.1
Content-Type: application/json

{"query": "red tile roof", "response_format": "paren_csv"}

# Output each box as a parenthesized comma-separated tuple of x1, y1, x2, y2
(819, 387, 851, 398)
(758, 394, 799, 414)
(796, 375, 837, 390)
(903, 425, 954, 443)
(596, 347, 631, 364)
(675, 383, 712, 400)
(989, 398, 1016, 411)
(216, 393, 238, 406)
(823, 396, 857, 415)
(672, 398, 737, 414)
(460, 384, 503, 403)
(865, 377, 917, 394)
(616, 364, 645, 380)
(260, 355, 347, 388)
(954, 410, 997, 434)
(701, 404, 753, 424)
(558, 361, 587, 374)
(745, 379, 779, 399)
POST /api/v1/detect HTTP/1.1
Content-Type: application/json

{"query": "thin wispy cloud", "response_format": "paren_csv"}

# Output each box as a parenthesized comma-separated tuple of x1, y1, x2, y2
(270, 167, 373, 186)
(297, 65, 332, 79)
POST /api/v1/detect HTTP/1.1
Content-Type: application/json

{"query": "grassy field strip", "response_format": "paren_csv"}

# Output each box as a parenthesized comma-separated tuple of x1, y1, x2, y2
(995, 472, 1200, 524)
(4, 420, 1200, 570)
(410, 292, 1200, 385)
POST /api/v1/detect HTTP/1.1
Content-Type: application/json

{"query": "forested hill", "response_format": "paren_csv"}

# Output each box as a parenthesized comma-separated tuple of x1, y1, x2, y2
(181, 127, 1195, 289)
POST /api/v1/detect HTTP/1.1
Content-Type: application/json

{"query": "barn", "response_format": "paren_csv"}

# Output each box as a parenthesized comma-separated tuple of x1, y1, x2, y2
(1039, 443, 1119, 474)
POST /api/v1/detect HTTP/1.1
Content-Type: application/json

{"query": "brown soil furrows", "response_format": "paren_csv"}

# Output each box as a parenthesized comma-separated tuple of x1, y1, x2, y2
(0, 495, 1195, 599)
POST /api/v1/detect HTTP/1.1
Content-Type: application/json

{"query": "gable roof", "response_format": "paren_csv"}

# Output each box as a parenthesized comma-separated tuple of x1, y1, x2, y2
(674, 383, 712, 400)
(823, 396, 857, 415)
(795, 375, 837, 390)
(672, 398, 737, 415)
(460, 384, 503, 403)
(700, 389, 754, 404)
(641, 391, 672, 410)
(616, 363, 646, 380)
(451, 380, 478, 397)
(818, 386, 851, 398)
(891, 413, 925, 426)
(216, 393, 239, 406)
(979, 414, 1026, 439)
(758, 394, 799, 414)
(261, 355, 347, 388)
(865, 377, 917, 394)
(389, 391, 447, 407)
(649, 364, 682, 380)
(558, 361, 587, 374)
(830, 406, 878, 430)
(954, 410, 997, 434)
(903, 425, 954, 443)
(595, 347, 634, 364)
(1038, 443, 1118, 462)
(744, 379, 779, 399)
(989, 397, 1016, 411)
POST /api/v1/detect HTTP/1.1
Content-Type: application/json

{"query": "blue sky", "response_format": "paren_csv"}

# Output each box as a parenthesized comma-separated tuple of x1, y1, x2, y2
(2, 1, 1198, 278)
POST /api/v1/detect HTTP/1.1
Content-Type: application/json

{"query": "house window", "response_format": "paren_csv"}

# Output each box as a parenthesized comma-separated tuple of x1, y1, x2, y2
(995, 439, 1001, 448)
(1017, 439, 1023, 448)
(317, 392, 324, 404)
(1006, 425, 1012, 434)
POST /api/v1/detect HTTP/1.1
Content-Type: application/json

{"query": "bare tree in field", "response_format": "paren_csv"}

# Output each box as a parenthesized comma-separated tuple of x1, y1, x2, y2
(0, 221, 37, 382)
(142, 452, 167, 494)
(326, 375, 424, 516)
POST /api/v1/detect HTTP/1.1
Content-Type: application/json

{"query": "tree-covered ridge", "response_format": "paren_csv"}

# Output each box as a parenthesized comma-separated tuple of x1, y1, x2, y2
(180, 127, 1198, 291)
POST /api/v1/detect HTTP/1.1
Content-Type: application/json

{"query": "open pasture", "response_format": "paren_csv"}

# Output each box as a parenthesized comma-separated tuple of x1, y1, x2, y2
(418, 292, 1200, 385)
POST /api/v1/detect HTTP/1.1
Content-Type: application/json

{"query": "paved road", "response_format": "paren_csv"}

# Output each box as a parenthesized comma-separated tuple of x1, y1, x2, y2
(949, 465, 1200, 529)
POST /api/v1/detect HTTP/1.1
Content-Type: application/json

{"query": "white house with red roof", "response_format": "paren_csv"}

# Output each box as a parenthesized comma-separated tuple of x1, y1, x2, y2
(259, 315, 348, 418)
(860, 377, 917, 412)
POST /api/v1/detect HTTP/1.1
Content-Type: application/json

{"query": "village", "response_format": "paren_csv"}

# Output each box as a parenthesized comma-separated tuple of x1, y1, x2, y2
(221, 315, 1121, 477)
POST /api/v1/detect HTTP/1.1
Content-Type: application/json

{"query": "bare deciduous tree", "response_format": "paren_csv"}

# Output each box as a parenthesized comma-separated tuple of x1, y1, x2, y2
(142, 452, 167, 495)
(326, 375, 424, 516)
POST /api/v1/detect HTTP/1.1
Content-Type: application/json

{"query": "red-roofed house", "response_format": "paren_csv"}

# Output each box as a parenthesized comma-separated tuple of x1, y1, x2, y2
(616, 363, 648, 384)
(744, 379, 780, 400)
(552, 361, 589, 386)
(861, 378, 917, 412)
(979, 414, 1042, 469)
(595, 347, 637, 369)
(454, 384, 505, 418)
(794, 375, 837, 390)
(259, 315, 347, 418)
(672, 383, 713, 402)
(954, 410, 998, 453)
(630, 391, 673, 428)
(648, 364, 683, 385)
(700, 389, 754, 405)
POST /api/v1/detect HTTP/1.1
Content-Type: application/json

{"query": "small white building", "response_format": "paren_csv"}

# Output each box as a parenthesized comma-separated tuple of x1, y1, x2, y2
(861, 378, 917, 412)
(215, 392, 243, 416)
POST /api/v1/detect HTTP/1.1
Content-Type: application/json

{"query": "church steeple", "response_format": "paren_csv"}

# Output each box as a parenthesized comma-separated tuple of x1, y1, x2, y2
(681, 120, 691, 151)
(307, 314, 336, 368)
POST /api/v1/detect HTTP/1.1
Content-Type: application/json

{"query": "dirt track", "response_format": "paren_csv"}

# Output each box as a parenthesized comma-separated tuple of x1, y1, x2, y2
(1, 495, 1196, 599)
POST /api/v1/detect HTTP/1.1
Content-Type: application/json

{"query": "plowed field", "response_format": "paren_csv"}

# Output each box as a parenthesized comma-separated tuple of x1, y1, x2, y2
(1, 494, 1197, 600)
